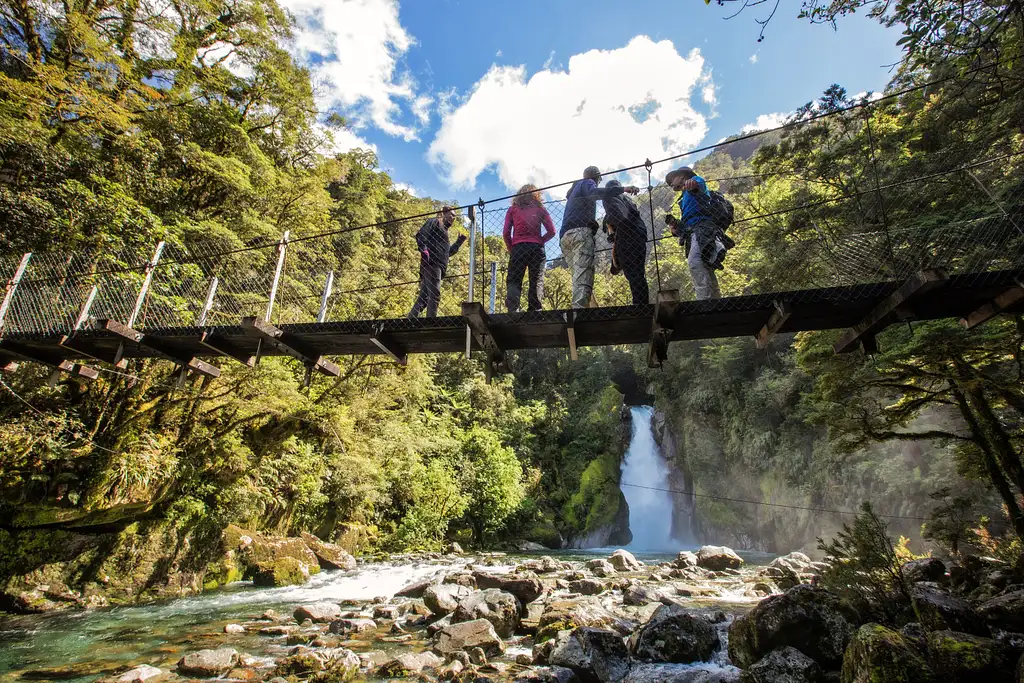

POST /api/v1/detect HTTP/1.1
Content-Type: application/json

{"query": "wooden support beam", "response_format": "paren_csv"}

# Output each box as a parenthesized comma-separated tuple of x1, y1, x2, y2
(199, 331, 255, 367)
(241, 316, 340, 377)
(834, 268, 948, 354)
(370, 326, 408, 366)
(960, 280, 1024, 330)
(0, 342, 98, 380)
(564, 311, 578, 361)
(462, 302, 503, 353)
(95, 319, 219, 377)
(648, 290, 680, 368)
(1, 359, 19, 373)
(755, 300, 792, 350)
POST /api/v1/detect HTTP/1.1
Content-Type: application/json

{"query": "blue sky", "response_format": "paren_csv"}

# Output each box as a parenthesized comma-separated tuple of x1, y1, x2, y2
(279, 0, 903, 207)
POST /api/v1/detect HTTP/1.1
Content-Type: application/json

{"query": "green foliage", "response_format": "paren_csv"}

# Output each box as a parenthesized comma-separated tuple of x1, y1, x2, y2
(922, 488, 977, 557)
(817, 502, 913, 625)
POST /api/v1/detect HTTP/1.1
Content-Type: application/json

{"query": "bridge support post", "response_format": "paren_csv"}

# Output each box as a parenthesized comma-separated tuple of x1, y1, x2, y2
(0, 252, 32, 337)
(256, 231, 290, 364)
(197, 276, 219, 327)
(564, 311, 577, 361)
(648, 290, 678, 368)
(489, 262, 497, 314)
(755, 300, 792, 350)
(303, 271, 336, 386)
(463, 301, 505, 382)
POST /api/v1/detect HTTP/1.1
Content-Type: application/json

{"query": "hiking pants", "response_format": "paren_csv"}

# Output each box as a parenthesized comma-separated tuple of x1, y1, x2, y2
(560, 228, 595, 309)
(409, 262, 443, 318)
(506, 243, 546, 312)
(688, 232, 721, 301)
(617, 237, 649, 305)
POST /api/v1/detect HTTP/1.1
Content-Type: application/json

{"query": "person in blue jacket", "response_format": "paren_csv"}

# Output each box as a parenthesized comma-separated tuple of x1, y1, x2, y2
(409, 206, 467, 318)
(666, 166, 721, 300)
(560, 166, 638, 308)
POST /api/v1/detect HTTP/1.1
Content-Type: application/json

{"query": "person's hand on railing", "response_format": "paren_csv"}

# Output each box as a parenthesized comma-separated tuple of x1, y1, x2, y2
(624, 186, 640, 195)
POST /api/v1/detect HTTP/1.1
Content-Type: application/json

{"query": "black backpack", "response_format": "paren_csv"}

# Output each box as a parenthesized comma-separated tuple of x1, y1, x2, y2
(707, 190, 734, 233)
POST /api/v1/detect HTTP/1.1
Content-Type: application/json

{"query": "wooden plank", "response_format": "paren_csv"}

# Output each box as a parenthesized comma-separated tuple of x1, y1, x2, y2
(564, 311, 578, 361)
(0, 342, 98, 380)
(960, 280, 1024, 330)
(199, 332, 256, 367)
(370, 331, 408, 366)
(143, 335, 221, 378)
(1, 359, 18, 373)
(241, 316, 340, 377)
(462, 302, 502, 353)
(834, 268, 948, 354)
(755, 300, 792, 349)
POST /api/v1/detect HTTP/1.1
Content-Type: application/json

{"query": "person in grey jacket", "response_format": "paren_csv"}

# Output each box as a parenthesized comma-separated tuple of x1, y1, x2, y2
(409, 206, 467, 318)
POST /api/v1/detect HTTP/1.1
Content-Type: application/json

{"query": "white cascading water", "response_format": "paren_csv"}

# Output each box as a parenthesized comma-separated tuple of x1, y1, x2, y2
(620, 405, 676, 550)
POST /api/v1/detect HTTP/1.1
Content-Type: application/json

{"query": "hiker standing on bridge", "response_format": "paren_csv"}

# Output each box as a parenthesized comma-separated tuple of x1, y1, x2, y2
(560, 166, 639, 309)
(666, 166, 721, 300)
(503, 184, 556, 313)
(602, 180, 649, 306)
(408, 206, 467, 319)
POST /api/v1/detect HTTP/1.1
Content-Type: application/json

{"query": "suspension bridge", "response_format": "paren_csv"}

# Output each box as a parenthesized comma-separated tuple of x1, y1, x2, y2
(0, 94, 1022, 384)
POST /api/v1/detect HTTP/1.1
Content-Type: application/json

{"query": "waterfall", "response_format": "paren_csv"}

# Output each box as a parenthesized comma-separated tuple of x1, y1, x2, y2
(620, 405, 677, 551)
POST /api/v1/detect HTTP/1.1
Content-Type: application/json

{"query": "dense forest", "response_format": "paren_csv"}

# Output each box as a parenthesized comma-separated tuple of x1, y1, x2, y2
(0, 0, 1022, 610)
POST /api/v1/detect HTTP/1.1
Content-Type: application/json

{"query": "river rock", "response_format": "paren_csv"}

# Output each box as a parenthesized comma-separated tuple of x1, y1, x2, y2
(449, 542, 465, 555)
(328, 617, 376, 634)
(840, 624, 933, 683)
(548, 627, 631, 682)
(115, 665, 163, 683)
(536, 597, 633, 643)
(696, 546, 743, 571)
(902, 558, 946, 584)
(770, 552, 813, 572)
(979, 589, 1024, 632)
(177, 648, 239, 677)
(570, 579, 606, 596)
(926, 629, 1012, 682)
(521, 556, 566, 574)
(744, 646, 821, 683)
(623, 583, 665, 606)
(299, 532, 356, 570)
(910, 584, 988, 636)
(252, 556, 310, 587)
(629, 603, 719, 664)
(377, 651, 443, 676)
(673, 551, 699, 569)
(623, 664, 741, 682)
(475, 571, 545, 606)
(453, 588, 522, 638)
(728, 585, 857, 669)
(609, 549, 642, 572)
(588, 559, 616, 577)
(425, 583, 474, 616)
(396, 577, 437, 598)
(433, 618, 506, 658)
(275, 647, 359, 677)
(223, 623, 245, 634)
(293, 602, 342, 623)
(514, 666, 579, 682)
(439, 659, 465, 680)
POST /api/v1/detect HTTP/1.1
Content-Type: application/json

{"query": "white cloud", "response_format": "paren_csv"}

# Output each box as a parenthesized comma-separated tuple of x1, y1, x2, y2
(394, 182, 419, 196)
(427, 36, 713, 191)
(279, 0, 425, 141)
(316, 123, 377, 155)
(740, 112, 791, 134)
(542, 50, 556, 70)
(749, 53, 759, 65)
(495, 49, 503, 58)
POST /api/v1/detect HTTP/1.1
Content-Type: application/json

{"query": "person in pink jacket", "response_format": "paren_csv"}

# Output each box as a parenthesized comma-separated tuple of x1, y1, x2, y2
(503, 184, 556, 312)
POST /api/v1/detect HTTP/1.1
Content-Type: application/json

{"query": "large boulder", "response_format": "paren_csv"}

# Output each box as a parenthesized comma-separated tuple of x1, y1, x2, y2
(979, 589, 1024, 632)
(521, 556, 566, 574)
(548, 627, 630, 683)
(744, 646, 822, 683)
(475, 571, 544, 606)
(623, 583, 666, 606)
(115, 665, 163, 683)
(697, 546, 743, 571)
(910, 585, 988, 636)
(588, 559, 617, 577)
(328, 617, 376, 634)
(770, 552, 813, 572)
(728, 585, 856, 670)
(453, 588, 522, 638)
(926, 630, 1014, 682)
(537, 597, 633, 643)
(673, 552, 699, 569)
(252, 557, 310, 587)
(570, 579, 607, 596)
(424, 583, 474, 616)
(299, 532, 356, 571)
(432, 618, 506, 658)
(293, 602, 342, 623)
(177, 649, 238, 677)
(840, 624, 934, 683)
(609, 550, 642, 573)
(395, 577, 437, 599)
(514, 666, 580, 682)
(902, 558, 946, 584)
(629, 603, 719, 664)
(377, 651, 443, 677)
(624, 665, 740, 682)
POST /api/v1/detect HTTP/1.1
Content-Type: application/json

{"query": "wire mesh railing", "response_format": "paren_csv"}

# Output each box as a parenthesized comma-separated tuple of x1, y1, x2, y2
(1, 72, 1023, 341)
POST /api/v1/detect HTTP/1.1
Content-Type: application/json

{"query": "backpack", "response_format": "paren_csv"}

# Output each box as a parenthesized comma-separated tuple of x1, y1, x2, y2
(707, 190, 734, 233)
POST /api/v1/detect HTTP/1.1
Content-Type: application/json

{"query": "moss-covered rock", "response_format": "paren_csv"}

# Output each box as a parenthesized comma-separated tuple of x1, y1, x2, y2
(926, 630, 1014, 683)
(840, 623, 935, 683)
(221, 525, 319, 585)
(253, 556, 310, 587)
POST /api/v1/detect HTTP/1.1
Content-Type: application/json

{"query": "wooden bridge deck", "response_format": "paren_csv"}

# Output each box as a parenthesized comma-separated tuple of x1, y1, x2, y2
(1, 270, 1021, 377)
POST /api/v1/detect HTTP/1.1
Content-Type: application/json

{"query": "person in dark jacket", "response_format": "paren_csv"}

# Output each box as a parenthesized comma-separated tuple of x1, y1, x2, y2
(602, 180, 648, 305)
(408, 206, 466, 318)
(560, 166, 639, 309)
(503, 184, 556, 312)
(665, 166, 721, 300)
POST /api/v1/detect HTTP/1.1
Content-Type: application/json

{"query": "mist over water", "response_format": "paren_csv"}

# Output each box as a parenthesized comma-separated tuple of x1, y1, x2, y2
(621, 406, 677, 551)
